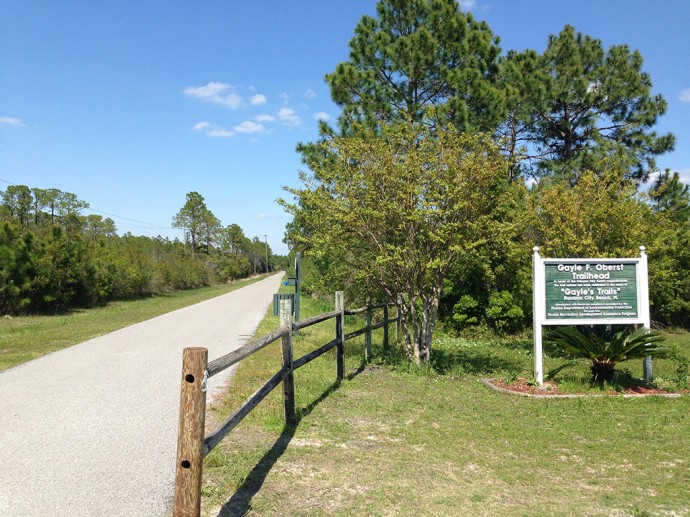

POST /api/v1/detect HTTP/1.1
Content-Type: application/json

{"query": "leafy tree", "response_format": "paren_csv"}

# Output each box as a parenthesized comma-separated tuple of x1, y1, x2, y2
(32, 188, 61, 226)
(495, 49, 548, 181)
(647, 170, 690, 327)
(282, 119, 508, 363)
(649, 169, 690, 224)
(83, 215, 117, 241)
(518, 25, 674, 182)
(31, 226, 94, 311)
(1, 185, 33, 228)
(325, 0, 502, 133)
(524, 161, 656, 258)
(55, 191, 89, 234)
(219, 223, 251, 254)
(0, 223, 36, 313)
(172, 191, 216, 252)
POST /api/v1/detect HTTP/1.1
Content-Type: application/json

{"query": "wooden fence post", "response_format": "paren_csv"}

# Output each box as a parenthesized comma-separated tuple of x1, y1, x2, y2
(335, 291, 345, 380)
(383, 301, 389, 352)
(365, 295, 372, 362)
(174, 347, 208, 517)
(280, 299, 296, 424)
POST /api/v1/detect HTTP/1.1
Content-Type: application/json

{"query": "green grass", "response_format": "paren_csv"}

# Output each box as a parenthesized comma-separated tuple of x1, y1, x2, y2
(0, 275, 268, 372)
(202, 291, 690, 516)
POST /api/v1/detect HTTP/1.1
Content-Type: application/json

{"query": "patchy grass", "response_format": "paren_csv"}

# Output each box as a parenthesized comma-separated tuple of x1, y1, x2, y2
(202, 293, 690, 516)
(0, 275, 268, 372)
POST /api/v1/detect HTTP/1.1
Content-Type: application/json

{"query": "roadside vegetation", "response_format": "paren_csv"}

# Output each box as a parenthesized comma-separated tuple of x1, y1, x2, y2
(202, 290, 690, 516)
(0, 187, 286, 316)
(0, 274, 268, 372)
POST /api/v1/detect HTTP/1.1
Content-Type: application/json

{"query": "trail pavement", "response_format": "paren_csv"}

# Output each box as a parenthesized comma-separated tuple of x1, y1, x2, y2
(0, 273, 284, 516)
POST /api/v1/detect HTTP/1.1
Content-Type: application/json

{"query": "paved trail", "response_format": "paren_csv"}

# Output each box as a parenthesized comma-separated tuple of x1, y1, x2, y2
(0, 273, 284, 516)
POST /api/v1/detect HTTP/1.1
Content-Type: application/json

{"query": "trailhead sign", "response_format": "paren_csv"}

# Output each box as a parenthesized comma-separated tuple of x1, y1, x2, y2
(531, 247, 651, 384)
(544, 261, 638, 321)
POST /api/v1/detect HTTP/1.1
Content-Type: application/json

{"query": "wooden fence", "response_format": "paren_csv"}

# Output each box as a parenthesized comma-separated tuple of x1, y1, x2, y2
(173, 291, 398, 517)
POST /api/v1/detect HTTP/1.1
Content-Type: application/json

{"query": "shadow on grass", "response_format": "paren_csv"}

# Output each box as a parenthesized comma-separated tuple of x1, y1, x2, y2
(217, 364, 368, 516)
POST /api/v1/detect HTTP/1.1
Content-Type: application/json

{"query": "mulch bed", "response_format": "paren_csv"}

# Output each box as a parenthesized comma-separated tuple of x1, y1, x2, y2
(483, 377, 687, 398)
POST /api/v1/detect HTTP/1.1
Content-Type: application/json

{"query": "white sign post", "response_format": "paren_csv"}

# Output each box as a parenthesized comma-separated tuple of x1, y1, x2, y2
(532, 246, 651, 385)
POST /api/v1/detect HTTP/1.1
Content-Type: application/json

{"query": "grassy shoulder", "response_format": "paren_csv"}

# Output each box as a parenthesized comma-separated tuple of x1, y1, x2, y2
(203, 291, 689, 516)
(0, 275, 269, 372)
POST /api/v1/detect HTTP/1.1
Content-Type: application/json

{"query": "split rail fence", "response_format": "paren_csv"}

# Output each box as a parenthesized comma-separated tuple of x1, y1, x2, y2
(173, 291, 398, 517)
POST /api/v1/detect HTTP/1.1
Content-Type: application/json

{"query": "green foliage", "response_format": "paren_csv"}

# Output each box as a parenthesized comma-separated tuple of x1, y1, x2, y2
(326, 0, 503, 134)
(0, 223, 35, 313)
(485, 290, 524, 334)
(171, 191, 220, 253)
(525, 164, 656, 258)
(548, 326, 668, 382)
(283, 118, 509, 362)
(0, 184, 282, 315)
(289, 1, 686, 336)
(507, 25, 674, 182)
(451, 295, 481, 329)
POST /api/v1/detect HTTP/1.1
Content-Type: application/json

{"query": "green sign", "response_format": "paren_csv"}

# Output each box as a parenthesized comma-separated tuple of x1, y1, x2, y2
(544, 261, 638, 320)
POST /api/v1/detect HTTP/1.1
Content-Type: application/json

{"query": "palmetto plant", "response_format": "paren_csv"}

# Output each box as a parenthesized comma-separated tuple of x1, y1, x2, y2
(548, 327, 668, 383)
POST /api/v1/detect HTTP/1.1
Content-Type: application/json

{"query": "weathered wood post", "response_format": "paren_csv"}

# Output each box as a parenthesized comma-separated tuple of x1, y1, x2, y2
(365, 295, 372, 362)
(280, 299, 296, 424)
(335, 291, 345, 380)
(383, 300, 389, 352)
(174, 347, 208, 517)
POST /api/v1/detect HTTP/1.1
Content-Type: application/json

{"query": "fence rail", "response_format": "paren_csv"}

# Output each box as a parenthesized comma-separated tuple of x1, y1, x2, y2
(173, 291, 398, 517)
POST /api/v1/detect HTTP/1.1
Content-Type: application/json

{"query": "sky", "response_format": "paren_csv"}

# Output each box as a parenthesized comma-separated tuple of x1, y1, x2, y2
(1, 1, 689, 255)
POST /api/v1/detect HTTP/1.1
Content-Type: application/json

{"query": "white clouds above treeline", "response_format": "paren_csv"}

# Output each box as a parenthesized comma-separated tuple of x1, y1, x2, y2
(185, 81, 329, 139)
(679, 89, 690, 102)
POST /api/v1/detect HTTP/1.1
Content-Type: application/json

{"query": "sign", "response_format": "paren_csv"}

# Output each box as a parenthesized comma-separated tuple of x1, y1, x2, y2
(285, 277, 296, 287)
(531, 247, 651, 385)
(544, 261, 638, 322)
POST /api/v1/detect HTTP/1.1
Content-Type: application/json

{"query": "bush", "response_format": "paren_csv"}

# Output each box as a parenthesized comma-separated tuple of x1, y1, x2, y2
(485, 290, 524, 334)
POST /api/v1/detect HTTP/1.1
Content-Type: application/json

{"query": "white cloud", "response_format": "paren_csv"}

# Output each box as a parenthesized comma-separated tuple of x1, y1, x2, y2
(678, 168, 690, 184)
(304, 89, 317, 99)
(679, 89, 690, 102)
(193, 121, 212, 131)
(0, 117, 26, 127)
(234, 120, 265, 134)
(458, 0, 477, 10)
(250, 94, 267, 106)
(279, 107, 301, 126)
(208, 128, 235, 137)
(256, 114, 276, 122)
(183, 82, 244, 109)
(314, 112, 330, 121)
(279, 92, 291, 103)
(192, 121, 234, 137)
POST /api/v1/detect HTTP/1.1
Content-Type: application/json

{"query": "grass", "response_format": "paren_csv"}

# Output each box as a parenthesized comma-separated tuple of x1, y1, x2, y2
(202, 290, 690, 516)
(0, 275, 268, 372)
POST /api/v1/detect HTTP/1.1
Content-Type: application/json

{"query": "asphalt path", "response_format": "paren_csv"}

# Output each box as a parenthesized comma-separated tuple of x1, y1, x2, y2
(0, 273, 284, 516)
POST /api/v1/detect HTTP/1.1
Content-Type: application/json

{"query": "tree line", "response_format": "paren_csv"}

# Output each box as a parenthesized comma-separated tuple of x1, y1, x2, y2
(0, 185, 279, 314)
(282, 0, 690, 362)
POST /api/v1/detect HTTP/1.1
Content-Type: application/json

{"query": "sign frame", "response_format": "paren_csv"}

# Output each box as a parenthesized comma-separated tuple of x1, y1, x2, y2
(538, 257, 648, 326)
(531, 246, 651, 385)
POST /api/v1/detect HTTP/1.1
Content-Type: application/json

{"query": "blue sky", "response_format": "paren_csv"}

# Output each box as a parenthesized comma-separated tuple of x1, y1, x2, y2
(1, 1, 689, 255)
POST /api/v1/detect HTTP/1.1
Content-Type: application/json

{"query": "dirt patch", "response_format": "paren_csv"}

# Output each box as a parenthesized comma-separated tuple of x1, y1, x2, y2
(483, 378, 687, 398)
